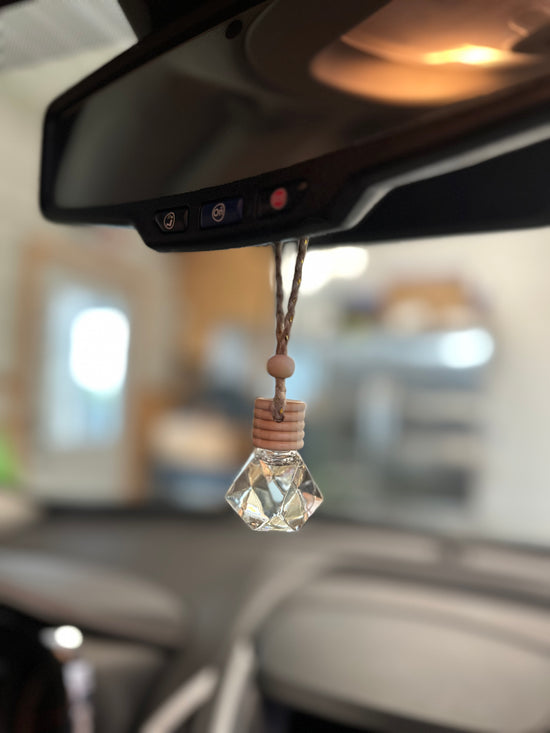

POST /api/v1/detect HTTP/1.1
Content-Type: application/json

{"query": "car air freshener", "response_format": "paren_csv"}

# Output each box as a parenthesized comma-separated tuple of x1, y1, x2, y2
(225, 238, 323, 532)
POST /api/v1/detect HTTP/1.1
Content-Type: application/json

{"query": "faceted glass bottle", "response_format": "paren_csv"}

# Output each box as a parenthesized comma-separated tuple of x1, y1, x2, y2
(225, 448, 323, 532)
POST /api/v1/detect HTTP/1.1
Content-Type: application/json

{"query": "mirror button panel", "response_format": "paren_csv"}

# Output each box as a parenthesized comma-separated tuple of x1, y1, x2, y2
(200, 197, 244, 229)
(154, 207, 189, 233)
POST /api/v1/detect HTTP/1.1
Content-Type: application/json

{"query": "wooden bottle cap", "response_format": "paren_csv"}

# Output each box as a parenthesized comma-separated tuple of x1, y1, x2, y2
(252, 398, 306, 451)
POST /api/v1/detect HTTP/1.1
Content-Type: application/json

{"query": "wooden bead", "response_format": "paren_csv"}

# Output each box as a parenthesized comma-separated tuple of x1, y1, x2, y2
(267, 354, 295, 379)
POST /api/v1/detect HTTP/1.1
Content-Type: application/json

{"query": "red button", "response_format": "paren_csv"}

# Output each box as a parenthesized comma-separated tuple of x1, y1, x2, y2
(270, 187, 288, 211)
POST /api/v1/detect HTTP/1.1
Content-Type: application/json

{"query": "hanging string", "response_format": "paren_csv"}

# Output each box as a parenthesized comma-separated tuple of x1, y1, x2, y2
(272, 237, 308, 422)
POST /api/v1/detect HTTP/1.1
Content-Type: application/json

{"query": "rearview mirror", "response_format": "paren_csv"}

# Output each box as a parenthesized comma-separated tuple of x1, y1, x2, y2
(40, 0, 550, 251)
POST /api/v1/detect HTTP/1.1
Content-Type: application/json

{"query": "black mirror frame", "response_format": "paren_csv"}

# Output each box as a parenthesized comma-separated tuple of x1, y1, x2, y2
(41, 0, 550, 252)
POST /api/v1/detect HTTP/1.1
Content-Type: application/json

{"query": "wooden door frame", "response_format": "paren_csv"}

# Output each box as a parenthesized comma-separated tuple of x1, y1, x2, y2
(15, 232, 154, 502)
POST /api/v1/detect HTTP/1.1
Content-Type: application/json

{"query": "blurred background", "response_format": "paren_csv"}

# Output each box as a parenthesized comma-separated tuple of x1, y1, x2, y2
(1, 0, 550, 546)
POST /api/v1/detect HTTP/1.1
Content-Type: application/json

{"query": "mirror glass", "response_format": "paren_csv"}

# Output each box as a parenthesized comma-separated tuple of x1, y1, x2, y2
(50, 0, 550, 209)
(52, 15, 414, 209)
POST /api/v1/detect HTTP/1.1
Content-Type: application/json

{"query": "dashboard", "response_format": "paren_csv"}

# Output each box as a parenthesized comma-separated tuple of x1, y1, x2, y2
(258, 576, 550, 732)
(1, 512, 550, 733)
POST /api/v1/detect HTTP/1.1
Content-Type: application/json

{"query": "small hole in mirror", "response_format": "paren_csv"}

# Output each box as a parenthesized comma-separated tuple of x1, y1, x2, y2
(225, 19, 243, 40)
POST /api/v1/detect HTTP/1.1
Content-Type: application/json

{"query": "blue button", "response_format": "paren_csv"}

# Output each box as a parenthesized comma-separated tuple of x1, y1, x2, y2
(200, 197, 244, 229)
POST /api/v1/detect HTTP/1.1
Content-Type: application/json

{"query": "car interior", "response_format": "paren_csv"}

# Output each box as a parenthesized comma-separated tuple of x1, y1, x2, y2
(1, 0, 550, 731)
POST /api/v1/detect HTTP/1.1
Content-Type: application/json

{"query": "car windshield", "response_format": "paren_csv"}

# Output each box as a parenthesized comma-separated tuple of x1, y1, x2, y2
(1, 1, 549, 548)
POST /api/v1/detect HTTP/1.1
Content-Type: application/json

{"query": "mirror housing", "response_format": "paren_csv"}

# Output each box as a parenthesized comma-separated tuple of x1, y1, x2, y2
(40, 0, 550, 251)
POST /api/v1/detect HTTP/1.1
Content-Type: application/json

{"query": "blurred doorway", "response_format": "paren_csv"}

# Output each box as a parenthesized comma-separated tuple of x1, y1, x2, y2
(17, 236, 144, 503)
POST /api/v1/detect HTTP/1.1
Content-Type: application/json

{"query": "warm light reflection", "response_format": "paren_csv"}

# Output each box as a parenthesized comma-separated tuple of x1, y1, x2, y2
(423, 45, 512, 66)
(311, 45, 511, 106)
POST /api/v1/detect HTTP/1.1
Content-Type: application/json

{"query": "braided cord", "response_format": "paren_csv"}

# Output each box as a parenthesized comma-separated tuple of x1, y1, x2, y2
(272, 237, 308, 421)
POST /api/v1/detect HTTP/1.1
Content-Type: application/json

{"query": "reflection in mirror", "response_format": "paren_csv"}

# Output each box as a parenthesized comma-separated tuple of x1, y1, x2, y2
(53, 16, 392, 208)
(50, 0, 550, 210)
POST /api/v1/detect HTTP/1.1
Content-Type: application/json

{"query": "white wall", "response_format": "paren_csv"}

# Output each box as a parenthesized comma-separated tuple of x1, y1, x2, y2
(341, 231, 550, 544)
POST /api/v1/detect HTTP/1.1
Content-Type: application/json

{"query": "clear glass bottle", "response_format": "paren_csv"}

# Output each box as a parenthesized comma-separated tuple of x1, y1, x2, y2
(225, 447, 323, 532)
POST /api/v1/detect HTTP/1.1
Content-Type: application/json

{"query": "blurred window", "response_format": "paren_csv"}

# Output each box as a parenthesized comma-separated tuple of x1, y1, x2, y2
(39, 282, 130, 451)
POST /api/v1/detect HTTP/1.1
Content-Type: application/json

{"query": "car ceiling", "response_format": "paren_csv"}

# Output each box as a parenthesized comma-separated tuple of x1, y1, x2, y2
(0, 0, 225, 46)
(0, 0, 134, 70)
